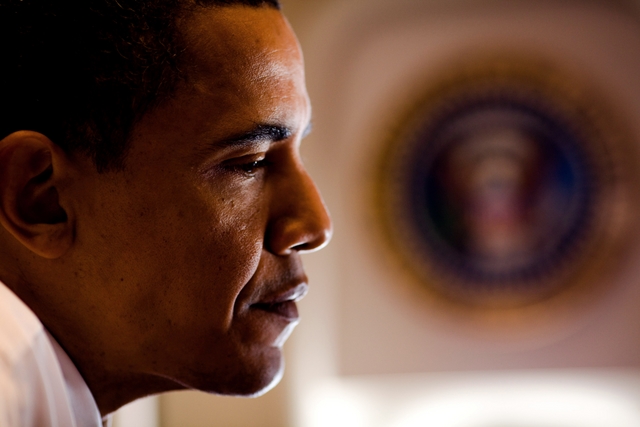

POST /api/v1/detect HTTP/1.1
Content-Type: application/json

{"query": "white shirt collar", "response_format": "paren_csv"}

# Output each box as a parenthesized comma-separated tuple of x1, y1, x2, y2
(45, 331, 108, 427)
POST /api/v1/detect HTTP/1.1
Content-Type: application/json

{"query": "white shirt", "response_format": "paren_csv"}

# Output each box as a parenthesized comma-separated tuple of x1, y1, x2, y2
(0, 280, 105, 427)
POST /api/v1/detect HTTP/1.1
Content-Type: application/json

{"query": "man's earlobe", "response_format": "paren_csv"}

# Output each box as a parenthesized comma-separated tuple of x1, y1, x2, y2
(0, 131, 74, 259)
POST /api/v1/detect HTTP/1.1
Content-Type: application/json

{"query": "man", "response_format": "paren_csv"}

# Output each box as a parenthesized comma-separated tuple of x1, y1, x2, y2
(0, 0, 332, 425)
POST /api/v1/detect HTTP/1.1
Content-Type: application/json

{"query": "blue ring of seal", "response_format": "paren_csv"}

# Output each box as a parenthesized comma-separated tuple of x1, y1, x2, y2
(391, 89, 600, 294)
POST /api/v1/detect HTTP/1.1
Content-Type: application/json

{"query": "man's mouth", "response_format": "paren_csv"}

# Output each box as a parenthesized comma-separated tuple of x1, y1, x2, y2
(251, 283, 308, 321)
(253, 300, 299, 320)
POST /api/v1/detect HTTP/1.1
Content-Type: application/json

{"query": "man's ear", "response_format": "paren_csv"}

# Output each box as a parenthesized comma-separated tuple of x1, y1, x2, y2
(0, 131, 74, 259)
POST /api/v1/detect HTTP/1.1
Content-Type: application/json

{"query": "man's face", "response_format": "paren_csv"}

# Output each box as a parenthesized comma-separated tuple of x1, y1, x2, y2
(66, 6, 331, 395)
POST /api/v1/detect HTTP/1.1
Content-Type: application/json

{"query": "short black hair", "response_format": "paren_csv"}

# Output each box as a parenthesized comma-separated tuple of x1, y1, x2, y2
(0, 0, 281, 171)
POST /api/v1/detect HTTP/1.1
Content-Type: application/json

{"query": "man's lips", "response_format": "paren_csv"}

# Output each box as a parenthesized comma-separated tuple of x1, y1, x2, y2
(251, 282, 308, 321)
(253, 300, 299, 320)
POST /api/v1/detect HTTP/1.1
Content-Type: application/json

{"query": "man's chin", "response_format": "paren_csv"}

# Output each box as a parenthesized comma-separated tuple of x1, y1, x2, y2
(191, 351, 285, 397)
(240, 361, 284, 398)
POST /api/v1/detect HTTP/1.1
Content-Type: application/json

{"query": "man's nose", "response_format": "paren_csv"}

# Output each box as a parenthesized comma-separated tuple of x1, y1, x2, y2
(266, 166, 332, 256)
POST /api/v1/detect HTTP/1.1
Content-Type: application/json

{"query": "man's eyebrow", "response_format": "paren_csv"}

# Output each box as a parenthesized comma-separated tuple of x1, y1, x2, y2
(217, 124, 294, 148)
(214, 121, 313, 149)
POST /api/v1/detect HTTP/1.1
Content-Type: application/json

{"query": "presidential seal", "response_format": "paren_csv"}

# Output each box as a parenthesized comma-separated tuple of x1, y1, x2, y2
(377, 56, 637, 308)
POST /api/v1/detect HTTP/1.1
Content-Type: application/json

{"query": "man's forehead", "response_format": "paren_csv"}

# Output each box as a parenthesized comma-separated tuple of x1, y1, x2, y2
(171, 6, 308, 134)
(180, 6, 302, 80)
(126, 4, 310, 161)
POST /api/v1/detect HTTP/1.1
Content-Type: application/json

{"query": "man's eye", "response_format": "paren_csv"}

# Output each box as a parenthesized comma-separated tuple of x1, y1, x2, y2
(235, 158, 267, 175)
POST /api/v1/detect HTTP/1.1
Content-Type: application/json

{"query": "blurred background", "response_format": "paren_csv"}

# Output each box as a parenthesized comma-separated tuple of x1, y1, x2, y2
(113, 0, 640, 425)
